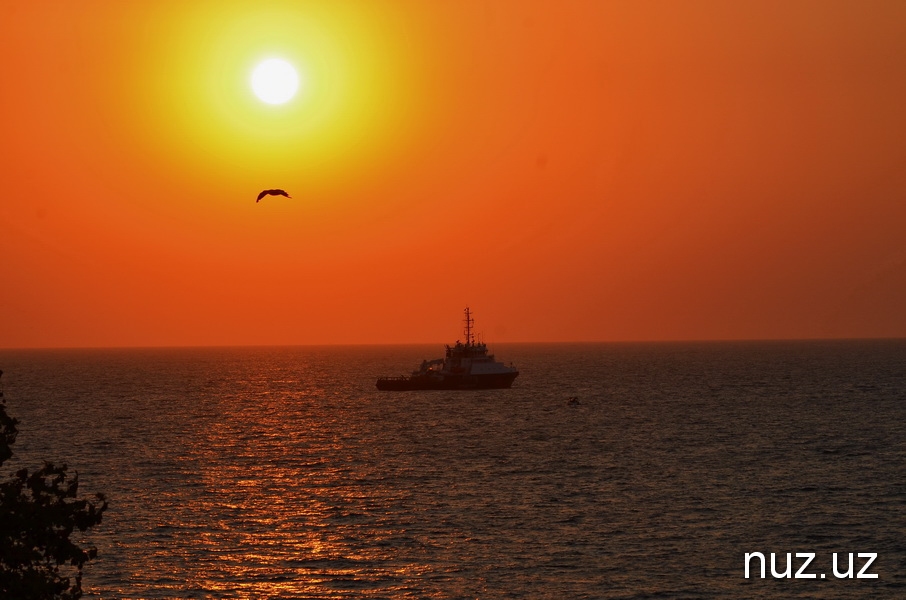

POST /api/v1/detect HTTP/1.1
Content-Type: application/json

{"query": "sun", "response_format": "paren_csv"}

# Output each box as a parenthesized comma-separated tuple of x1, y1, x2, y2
(250, 58, 299, 105)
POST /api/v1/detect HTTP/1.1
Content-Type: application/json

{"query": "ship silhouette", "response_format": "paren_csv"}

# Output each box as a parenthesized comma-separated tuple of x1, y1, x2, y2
(376, 308, 519, 391)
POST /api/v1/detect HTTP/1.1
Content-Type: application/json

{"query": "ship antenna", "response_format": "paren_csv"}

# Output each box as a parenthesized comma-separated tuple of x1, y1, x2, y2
(464, 306, 474, 346)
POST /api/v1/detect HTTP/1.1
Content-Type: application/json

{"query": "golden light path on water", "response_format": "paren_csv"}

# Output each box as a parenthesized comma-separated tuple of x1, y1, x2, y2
(155, 354, 455, 598)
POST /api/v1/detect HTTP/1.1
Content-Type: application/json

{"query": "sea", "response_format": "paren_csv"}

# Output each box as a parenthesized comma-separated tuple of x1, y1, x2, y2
(0, 341, 904, 599)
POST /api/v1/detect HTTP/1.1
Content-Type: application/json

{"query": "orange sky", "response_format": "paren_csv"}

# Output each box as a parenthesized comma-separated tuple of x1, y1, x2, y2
(2, 1, 905, 347)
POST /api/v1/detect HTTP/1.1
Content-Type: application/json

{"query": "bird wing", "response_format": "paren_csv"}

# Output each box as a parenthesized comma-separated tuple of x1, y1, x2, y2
(256, 190, 268, 201)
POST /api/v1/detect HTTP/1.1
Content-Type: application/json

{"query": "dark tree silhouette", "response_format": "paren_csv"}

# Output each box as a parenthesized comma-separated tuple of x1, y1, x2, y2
(0, 371, 107, 600)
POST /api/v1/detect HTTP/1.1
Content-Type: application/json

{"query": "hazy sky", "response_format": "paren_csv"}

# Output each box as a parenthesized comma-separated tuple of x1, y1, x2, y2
(2, 1, 905, 347)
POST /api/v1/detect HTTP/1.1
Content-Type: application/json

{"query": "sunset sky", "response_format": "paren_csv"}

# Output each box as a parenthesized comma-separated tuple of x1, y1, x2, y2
(2, 1, 905, 348)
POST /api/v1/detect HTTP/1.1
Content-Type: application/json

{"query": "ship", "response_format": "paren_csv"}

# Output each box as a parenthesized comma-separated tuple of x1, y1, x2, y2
(376, 307, 519, 391)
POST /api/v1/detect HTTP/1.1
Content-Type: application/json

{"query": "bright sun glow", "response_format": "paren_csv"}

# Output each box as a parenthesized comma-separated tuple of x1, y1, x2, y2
(251, 58, 299, 104)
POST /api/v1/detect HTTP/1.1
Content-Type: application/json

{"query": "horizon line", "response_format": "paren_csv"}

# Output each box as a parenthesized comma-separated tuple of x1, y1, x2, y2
(1, 335, 905, 352)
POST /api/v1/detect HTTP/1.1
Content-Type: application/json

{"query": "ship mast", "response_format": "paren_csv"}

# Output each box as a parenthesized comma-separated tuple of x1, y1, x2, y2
(463, 306, 475, 346)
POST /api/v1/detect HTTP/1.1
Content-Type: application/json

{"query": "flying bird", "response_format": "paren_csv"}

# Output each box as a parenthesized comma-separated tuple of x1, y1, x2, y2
(256, 189, 292, 202)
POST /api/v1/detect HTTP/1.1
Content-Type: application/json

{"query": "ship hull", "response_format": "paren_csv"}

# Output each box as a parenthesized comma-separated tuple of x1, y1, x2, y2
(376, 371, 518, 391)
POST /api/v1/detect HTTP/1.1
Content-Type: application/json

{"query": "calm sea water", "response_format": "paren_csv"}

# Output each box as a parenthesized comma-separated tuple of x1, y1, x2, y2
(0, 341, 904, 599)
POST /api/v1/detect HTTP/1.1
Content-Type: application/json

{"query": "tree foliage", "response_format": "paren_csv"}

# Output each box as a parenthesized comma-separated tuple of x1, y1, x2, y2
(0, 371, 108, 599)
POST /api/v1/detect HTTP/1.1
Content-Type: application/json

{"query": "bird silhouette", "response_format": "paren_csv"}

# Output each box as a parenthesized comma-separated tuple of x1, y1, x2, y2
(256, 189, 292, 202)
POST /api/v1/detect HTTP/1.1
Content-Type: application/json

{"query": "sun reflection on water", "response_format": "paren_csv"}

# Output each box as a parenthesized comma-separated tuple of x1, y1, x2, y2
(163, 355, 444, 598)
